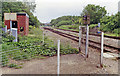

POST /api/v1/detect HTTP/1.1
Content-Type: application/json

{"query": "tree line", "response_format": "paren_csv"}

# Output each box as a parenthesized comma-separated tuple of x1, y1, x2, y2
(50, 4, 120, 35)
(50, 16, 81, 27)
(2, 2, 41, 27)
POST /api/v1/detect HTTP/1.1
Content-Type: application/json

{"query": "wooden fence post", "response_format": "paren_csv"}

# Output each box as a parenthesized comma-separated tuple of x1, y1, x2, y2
(100, 32, 104, 67)
(57, 40, 60, 76)
(85, 25, 89, 58)
(79, 26, 82, 52)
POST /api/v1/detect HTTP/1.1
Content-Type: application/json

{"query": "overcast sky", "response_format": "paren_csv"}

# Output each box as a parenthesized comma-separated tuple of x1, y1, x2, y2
(34, 0, 119, 23)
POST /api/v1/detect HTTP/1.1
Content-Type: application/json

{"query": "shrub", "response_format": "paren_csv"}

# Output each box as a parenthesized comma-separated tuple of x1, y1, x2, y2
(15, 65, 22, 69)
(29, 25, 33, 31)
(113, 28, 120, 34)
(8, 63, 17, 68)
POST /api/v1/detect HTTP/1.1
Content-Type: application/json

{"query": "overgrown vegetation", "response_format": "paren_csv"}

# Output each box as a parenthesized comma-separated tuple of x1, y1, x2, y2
(1, 27, 79, 67)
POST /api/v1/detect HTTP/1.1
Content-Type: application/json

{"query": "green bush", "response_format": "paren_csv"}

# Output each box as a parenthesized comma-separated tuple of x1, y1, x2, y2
(29, 25, 33, 31)
(15, 65, 22, 69)
(113, 28, 120, 34)
(2, 22, 5, 28)
(8, 63, 17, 68)
(60, 46, 79, 55)
(100, 13, 120, 36)
(8, 63, 22, 69)
(89, 24, 98, 28)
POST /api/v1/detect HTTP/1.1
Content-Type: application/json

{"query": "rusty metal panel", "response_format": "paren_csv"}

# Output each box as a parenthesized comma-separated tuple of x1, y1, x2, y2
(4, 13, 17, 20)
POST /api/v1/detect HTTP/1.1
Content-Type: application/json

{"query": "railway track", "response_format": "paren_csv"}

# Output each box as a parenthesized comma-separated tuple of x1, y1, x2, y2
(56, 28, 120, 40)
(43, 27, 119, 54)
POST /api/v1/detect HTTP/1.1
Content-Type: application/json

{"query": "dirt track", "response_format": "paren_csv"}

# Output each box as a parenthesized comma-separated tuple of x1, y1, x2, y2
(1, 27, 118, 74)
(1, 54, 106, 74)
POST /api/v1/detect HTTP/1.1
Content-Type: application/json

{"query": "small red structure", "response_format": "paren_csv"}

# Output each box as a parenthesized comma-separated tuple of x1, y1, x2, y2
(4, 13, 29, 35)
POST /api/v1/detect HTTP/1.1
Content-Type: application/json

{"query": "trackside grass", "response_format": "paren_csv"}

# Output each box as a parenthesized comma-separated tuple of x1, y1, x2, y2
(1, 27, 79, 68)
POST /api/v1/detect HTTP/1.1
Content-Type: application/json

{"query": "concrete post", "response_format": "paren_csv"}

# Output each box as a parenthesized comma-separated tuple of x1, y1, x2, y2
(85, 25, 89, 58)
(98, 23, 100, 27)
(10, 20, 12, 35)
(12, 28, 17, 42)
(100, 32, 104, 67)
(57, 40, 60, 76)
(5, 26, 7, 33)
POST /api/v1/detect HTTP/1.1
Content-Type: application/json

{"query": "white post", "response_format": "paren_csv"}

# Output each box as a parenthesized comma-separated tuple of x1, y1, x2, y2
(12, 28, 17, 42)
(0, 67, 1, 76)
(57, 40, 60, 76)
(98, 23, 100, 27)
(10, 20, 12, 35)
(5, 26, 7, 33)
(100, 32, 104, 67)
(79, 26, 82, 52)
(85, 25, 89, 58)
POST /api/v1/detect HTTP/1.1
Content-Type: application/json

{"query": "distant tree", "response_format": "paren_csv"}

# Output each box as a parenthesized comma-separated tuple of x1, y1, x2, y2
(81, 4, 107, 24)
(50, 16, 81, 27)
(23, 1, 36, 13)
(2, 2, 41, 27)
(100, 12, 120, 35)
